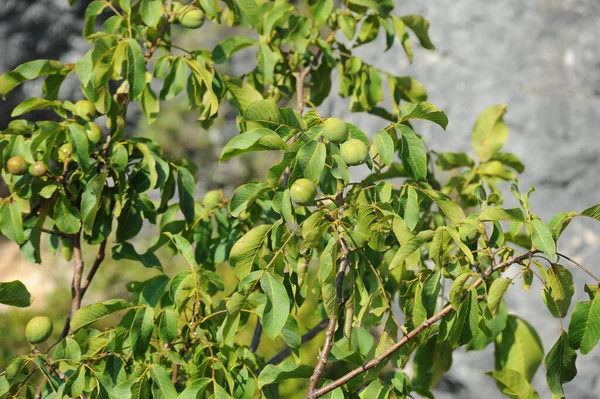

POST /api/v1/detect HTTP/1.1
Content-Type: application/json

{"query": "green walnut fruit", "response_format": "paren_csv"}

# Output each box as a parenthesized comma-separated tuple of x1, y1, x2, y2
(322, 117, 349, 143)
(340, 139, 368, 166)
(59, 143, 72, 163)
(29, 161, 48, 177)
(74, 100, 96, 121)
(85, 122, 102, 145)
(203, 190, 223, 208)
(170, 1, 184, 13)
(290, 178, 317, 206)
(25, 316, 53, 344)
(6, 156, 28, 175)
(178, 7, 204, 29)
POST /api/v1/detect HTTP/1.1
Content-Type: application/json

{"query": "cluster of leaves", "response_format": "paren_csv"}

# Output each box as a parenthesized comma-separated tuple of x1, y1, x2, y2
(1, 1, 600, 399)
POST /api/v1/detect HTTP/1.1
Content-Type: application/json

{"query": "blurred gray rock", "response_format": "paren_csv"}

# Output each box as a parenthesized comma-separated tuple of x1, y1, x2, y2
(322, 1, 600, 397)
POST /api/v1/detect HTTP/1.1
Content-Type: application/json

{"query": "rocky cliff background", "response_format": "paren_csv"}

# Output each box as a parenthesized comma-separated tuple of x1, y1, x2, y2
(1, 0, 599, 397)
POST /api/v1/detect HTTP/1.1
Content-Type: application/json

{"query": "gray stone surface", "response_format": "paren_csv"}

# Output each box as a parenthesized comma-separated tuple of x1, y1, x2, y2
(322, 1, 600, 397)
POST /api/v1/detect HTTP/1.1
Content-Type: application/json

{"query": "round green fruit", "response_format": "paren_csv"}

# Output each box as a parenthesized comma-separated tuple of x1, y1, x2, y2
(29, 161, 48, 177)
(59, 143, 72, 162)
(290, 178, 317, 206)
(85, 122, 102, 145)
(203, 190, 223, 208)
(340, 139, 368, 166)
(25, 316, 53, 344)
(179, 7, 204, 29)
(6, 156, 28, 175)
(74, 100, 96, 121)
(322, 117, 348, 143)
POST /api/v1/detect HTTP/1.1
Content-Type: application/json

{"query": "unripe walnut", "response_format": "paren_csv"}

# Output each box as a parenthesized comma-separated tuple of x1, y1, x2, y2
(6, 156, 28, 175)
(178, 7, 204, 29)
(25, 316, 53, 344)
(290, 178, 317, 206)
(322, 117, 349, 143)
(340, 139, 368, 166)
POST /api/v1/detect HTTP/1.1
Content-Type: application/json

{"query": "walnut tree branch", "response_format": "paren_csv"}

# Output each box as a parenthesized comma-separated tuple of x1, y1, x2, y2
(264, 318, 330, 367)
(306, 239, 349, 397)
(308, 250, 537, 398)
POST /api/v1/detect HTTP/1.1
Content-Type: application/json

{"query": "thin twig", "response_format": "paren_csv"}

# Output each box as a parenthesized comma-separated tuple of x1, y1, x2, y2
(265, 319, 330, 367)
(59, 238, 107, 340)
(41, 229, 73, 239)
(80, 240, 107, 297)
(250, 321, 263, 353)
(558, 252, 600, 283)
(306, 239, 349, 397)
(308, 251, 536, 398)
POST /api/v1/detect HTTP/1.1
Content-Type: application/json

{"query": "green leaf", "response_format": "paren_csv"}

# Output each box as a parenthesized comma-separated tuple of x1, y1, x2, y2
(126, 39, 146, 99)
(213, 36, 258, 64)
(480, 207, 525, 222)
(400, 15, 435, 49)
(0, 59, 63, 98)
(486, 369, 540, 399)
(54, 193, 81, 234)
(296, 141, 326, 181)
(83, 1, 109, 38)
(242, 100, 306, 137)
(310, 0, 334, 27)
(229, 224, 272, 279)
(421, 188, 466, 224)
(177, 167, 196, 225)
(398, 101, 448, 129)
(257, 361, 313, 388)
(220, 128, 286, 162)
(164, 233, 197, 268)
(389, 230, 434, 270)
(11, 97, 61, 117)
(160, 57, 187, 100)
(260, 272, 290, 339)
(398, 125, 427, 180)
(228, 182, 269, 217)
(569, 297, 600, 354)
(391, 16, 413, 62)
(580, 204, 600, 221)
(348, 0, 394, 16)
(0, 280, 31, 307)
(531, 219, 557, 259)
(67, 123, 91, 171)
(545, 332, 577, 396)
(158, 309, 178, 343)
(404, 186, 420, 231)
(487, 278, 512, 316)
(449, 289, 480, 347)
(149, 365, 177, 399)
(495, 315, 544, 382)
(0, 200, 25, 244)
(177, 378, 211, 399)
(81, 173, 106, 235)
(71, 299, 132, 331)
(435, 151, 474, 170)
(140, 0, 164, 27)
(130, 307, 155, 360)
(372, 129, 394, 166)
(541, 264, 574, 318)
(471, 104, 509, 161)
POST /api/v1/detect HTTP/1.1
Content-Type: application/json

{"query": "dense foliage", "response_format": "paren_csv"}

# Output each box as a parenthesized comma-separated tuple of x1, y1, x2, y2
(1, 1, 599, 398)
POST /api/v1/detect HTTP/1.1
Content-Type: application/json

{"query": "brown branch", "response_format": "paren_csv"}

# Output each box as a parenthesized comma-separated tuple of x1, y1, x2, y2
(306, 239, 349, 397)
(295, 65, 312, 114)
(59, 238, 108, 340)
(308, 251, 536, 398)
(265, 319, 330, 366)
(80, 240, 107, 297)
(558, 252, 600, 283)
